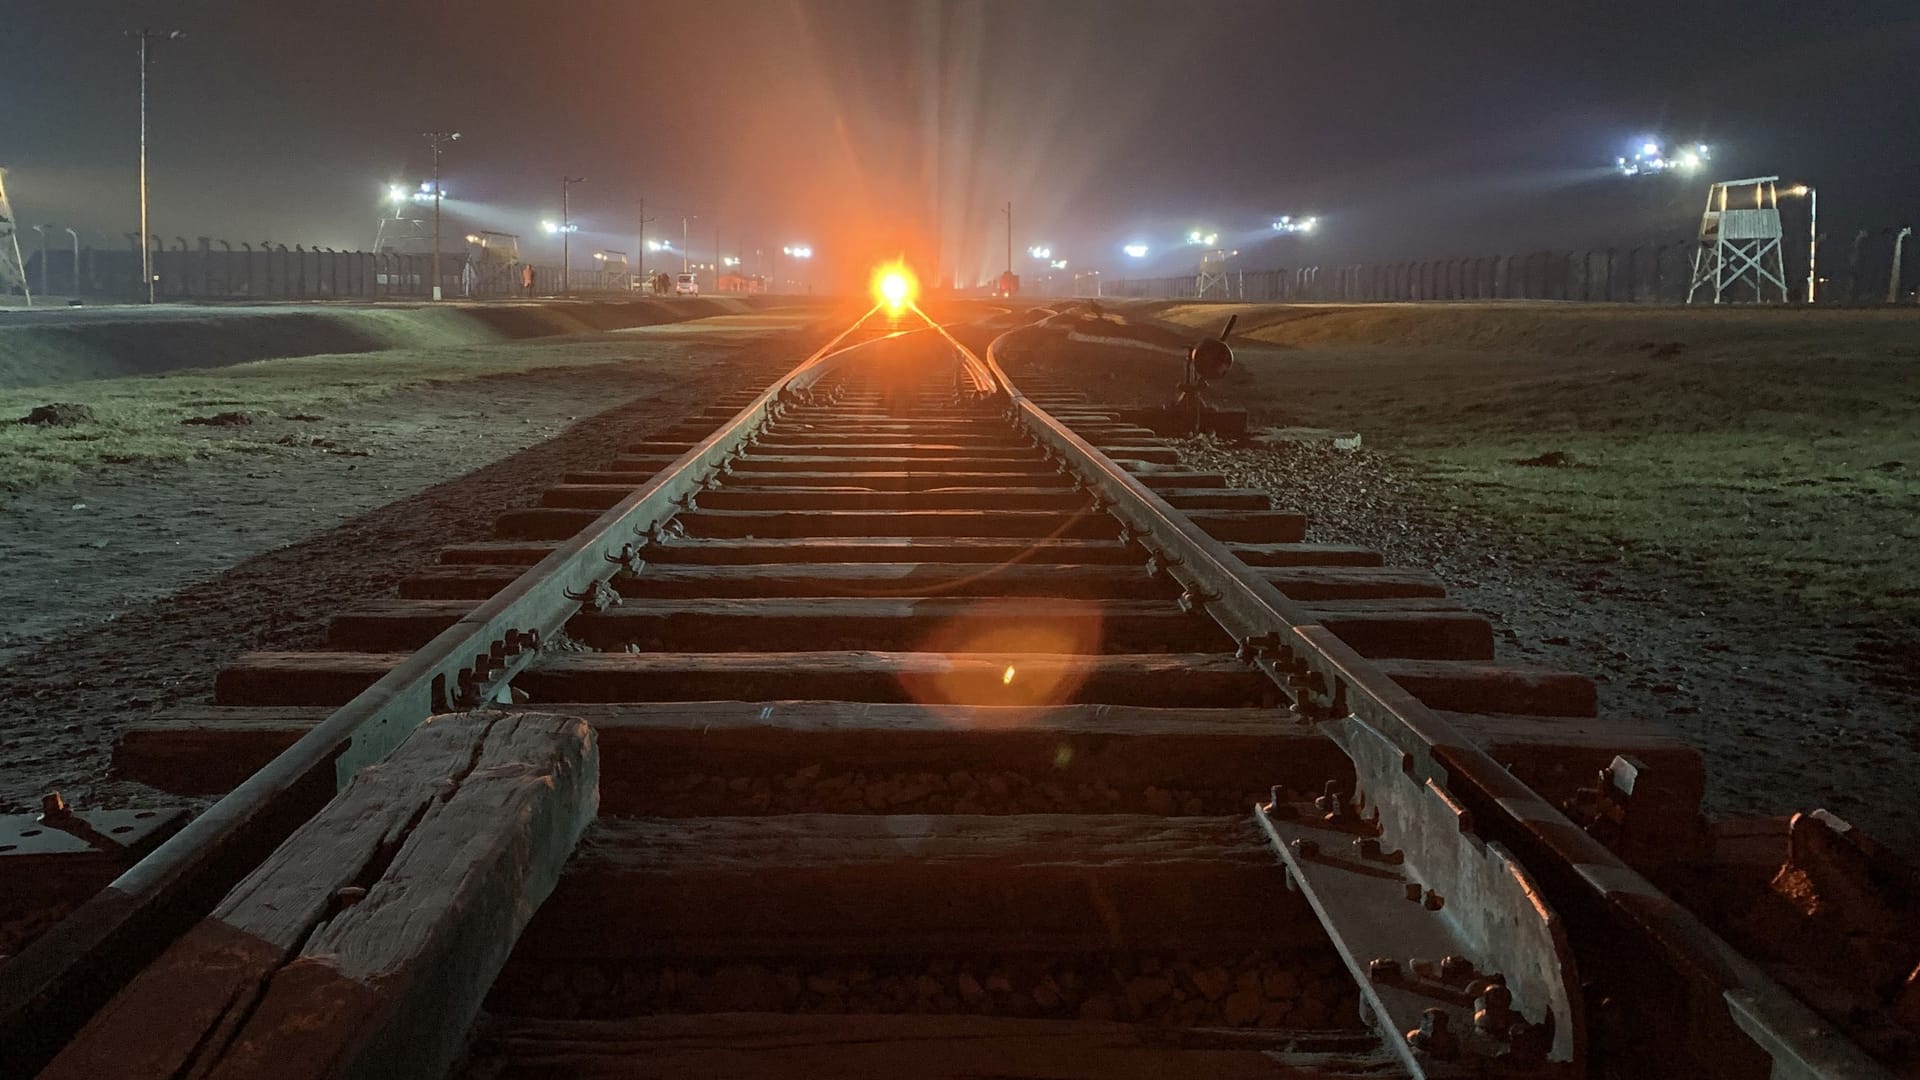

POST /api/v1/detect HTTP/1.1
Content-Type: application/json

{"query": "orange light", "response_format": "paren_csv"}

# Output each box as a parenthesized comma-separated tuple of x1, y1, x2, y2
(871, 261, 917, 311)
(1002, 664, 1016, 685)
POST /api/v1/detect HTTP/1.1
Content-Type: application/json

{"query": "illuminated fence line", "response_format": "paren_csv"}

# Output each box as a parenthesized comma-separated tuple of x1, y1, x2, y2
(16, 242, 651, 302)
(1100, 238, 1916, 304)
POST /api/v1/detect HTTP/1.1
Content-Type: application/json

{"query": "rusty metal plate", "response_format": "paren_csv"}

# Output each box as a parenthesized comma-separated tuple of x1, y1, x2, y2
(1259, 801, 1572, 1078)
(0, 808, 188, 860)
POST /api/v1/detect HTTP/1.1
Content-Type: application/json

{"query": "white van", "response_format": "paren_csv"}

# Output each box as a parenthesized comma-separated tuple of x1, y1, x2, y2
(674, 273, 699, 296)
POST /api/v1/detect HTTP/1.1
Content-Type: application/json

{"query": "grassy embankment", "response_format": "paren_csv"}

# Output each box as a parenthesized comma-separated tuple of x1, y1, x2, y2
(0, 332, 713, 495)
(1154, 302, 1920, 615)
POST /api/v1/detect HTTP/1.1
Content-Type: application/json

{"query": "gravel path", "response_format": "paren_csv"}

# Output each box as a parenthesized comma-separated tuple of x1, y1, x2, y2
(1175, 435, 1920, 856)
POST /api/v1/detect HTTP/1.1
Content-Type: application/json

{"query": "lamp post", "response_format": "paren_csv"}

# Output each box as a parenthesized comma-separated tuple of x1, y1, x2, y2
(560, 176, 584, 295)
(30, 225, 47, 298)
(782, 244, 811, 293)
(421, 130, 459, 300)
(128, 28, 184, 304)
(681, 215, 696, 274)
(64, 227, 80, 295)
(1788, 184, 1817, 303)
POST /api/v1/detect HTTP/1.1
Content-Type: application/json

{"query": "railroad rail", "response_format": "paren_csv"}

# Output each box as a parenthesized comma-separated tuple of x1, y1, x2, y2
(0, 301, 1899, 1078)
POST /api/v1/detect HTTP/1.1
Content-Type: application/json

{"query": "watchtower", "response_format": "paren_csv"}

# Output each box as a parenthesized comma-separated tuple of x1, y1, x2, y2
(1196, 248, 1235, 300)
(1687, 176, 1789, 304)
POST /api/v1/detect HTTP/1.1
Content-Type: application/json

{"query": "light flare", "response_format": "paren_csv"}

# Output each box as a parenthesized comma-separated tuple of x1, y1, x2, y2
(871, 261, 918, 311)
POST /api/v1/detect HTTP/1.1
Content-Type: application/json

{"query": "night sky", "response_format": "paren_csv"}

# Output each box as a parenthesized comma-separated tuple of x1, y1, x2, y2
(5, 0, 1917, 287)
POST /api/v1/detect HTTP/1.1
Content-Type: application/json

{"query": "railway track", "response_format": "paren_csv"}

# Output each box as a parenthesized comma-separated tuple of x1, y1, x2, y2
(2, 302, 1900, 1078)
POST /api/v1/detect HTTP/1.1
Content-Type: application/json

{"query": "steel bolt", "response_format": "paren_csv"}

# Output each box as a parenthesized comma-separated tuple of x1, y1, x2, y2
(1266, 785, 1284, 811)
(1404, 882, 1424, 902)
(334, 885, 368, 908)
(40, 791, 70, 821)
(1289, 837, 1319, 858)
(1439, 955, 1475, 982)
(1406, 1008, 1458, 1059)
(1474, 983, 1516, 1038)
(1368, 957, 1401, 982)
(1423, 889, 1445, 911)
(1314, 780, 1346, 822)
(1353, 836, 1383, 860)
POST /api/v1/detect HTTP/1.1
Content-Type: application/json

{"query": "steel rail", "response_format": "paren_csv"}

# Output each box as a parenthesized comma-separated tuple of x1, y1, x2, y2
(977, 323, 1888, 1079)
(0, 303, 893, 1077)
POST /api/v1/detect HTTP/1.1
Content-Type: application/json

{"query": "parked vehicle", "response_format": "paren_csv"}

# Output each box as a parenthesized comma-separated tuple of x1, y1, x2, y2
(675, 272, 699, 296)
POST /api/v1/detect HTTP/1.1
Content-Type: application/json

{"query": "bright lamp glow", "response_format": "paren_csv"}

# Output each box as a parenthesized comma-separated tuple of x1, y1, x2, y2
(1123, 243, 1149, 258)
(871, 261, 917, 311)
(1028, 245, 1051, 259)
(783, 244, 813, 258)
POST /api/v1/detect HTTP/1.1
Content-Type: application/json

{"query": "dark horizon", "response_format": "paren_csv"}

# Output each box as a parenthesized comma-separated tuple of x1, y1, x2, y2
(5, 0, 1917, 287)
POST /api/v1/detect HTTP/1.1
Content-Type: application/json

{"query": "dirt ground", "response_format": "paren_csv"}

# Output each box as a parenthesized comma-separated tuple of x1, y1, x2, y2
(1019, 302, 1920, 857)
(0, 314, 827, 813)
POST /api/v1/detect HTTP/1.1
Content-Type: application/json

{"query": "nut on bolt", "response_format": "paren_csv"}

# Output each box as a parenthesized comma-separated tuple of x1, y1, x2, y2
(1439, 955, 1475, 983)
(1474, 982, 1517, 1038)
(1406, 1008, 1459, 1059)
(1367, 957, 1401, 982)
(40, 791, 71, 821)
(1289, 837, 1319, 858)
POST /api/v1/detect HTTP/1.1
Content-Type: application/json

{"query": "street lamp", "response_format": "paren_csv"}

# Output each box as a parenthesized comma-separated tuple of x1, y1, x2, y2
(1027, 245, 1052, 260)
(127, 28, 184, 303)
(64, 227, 79, 296)
(420, 130, 459, 300)
(559, 176, 584, 295)
(681, 215, 697, 273)
(782, 243, 812, 293)
(1271, 215, 1318, 234)
(1186, 230, 1218, 247)
(1788, 184, 1817, 304)
(1122, 243, 1149, 259)
(29, 225, 47, 298)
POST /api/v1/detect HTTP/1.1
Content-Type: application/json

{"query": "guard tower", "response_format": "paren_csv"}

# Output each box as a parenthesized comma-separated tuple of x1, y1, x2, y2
(1688, 176, 1789, 304)
(1196, 248, 1235, 299)
(0, 168, 30, 304)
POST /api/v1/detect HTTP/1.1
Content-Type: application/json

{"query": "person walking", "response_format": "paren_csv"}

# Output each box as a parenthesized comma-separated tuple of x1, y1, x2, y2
(521, 262, 536, 297)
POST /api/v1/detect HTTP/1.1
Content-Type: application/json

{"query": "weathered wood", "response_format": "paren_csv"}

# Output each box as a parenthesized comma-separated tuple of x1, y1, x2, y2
(546, 485, 1096, 512)
(328, 596, 1485, 659)
(466, 1013, 1400, 1079)
(43, 712, 597, 1080)
(1374, 658, 1598, 717)
(566, 469, 1234, 491)
(402, 560, 1383, 602)
(340, 596, 1226, 653)
(116, 701, 1701, 818)
(212, 651, 1276, 708)
(517, 814, 1320, 959)
(435, 537, 1372, 568)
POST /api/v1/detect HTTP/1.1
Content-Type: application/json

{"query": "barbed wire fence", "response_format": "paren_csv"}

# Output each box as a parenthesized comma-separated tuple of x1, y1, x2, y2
(1098, 234, 1916, 305)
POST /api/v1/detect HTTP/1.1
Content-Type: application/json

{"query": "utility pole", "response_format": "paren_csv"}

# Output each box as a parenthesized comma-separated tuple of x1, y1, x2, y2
(65, 227, 80, 295)
(561, 176, 584, 296)
(1003, 201, 1013, 277)
(129, 28, 183, 304)
(714, 223, 720, 293)
(421, 130, 460, 300)
(636, 197, 654, 289)
(682, 215, 695, 274)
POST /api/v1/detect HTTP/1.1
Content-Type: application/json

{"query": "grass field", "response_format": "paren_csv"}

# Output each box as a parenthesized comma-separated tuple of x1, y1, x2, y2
(0, 336, 684, 495)
(1152, 302, 1920, 615)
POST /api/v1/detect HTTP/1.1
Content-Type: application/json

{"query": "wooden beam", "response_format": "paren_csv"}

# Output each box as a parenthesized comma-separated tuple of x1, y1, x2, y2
(325, 596, 1488, 659)
(43, 712, 598, 1080)
(212, 651, 1277, 709)
(397, 561, 1399, 602)
(115, 702, 1700, 820)
(519, 814, 1320, 959)
(467, 1012, 1400, 1079)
